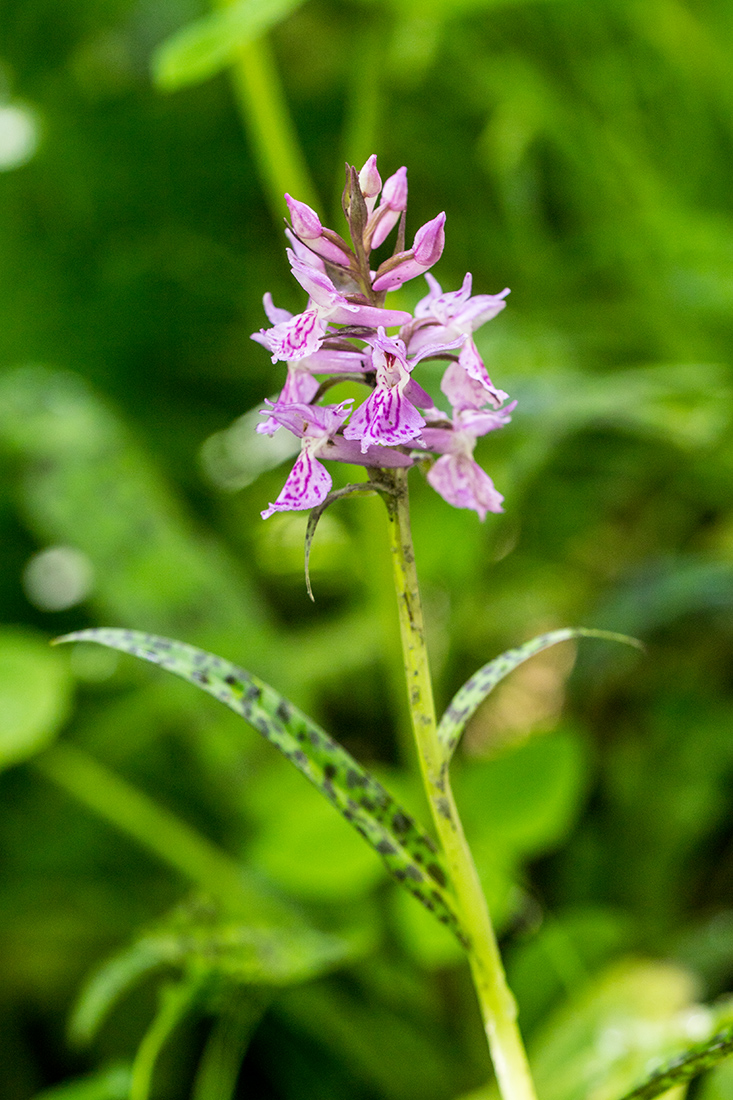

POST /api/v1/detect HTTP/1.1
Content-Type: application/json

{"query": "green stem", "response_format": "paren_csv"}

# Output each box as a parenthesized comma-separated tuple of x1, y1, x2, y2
(384, 468, 538, 1100)
(215, 2, 319, 219)
(131, 976, 203, 1100)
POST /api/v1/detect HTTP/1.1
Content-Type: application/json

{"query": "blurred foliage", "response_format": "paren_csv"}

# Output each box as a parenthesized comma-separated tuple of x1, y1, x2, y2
(2, 0, 733, 1096)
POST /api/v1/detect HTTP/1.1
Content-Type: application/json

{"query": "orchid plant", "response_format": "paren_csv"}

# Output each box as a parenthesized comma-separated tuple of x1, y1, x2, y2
(56, 158, 650, 1100)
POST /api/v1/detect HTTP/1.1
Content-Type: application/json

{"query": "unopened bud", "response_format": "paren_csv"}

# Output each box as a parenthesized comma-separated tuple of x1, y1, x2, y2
(358, 154, 382, 201)
(381, 167, 407, 211)
(371, 212, 447, 292)
(413, 211, 445, 265)
(285, 194, 323, 240)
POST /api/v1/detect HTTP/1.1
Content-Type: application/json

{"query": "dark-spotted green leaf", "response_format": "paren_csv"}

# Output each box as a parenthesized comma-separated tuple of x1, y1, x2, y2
(438, 628, 642, 760)
(617, 1022, 733, 1100)
(152, 0, 307, 91)
(55, 630, 465, 946)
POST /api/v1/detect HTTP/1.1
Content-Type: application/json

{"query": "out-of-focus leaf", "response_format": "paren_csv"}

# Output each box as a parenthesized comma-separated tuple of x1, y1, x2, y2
(279, 980, 458, 1100)
(438, 629, 641, 760)
(697, 1052, 733, 1100)
(617, 1020, 733, 1100)
(506, 908, 633, 1035)
(31, 1065, 132, 1100)
(152, 0, 307, 91)
(528, 959, 717, 1100)
(191, 997, 266, 1100)
(594, 557, 733, 638)
(246, 759, 386, 901)
(455, 727, 589, 856)
(131, 974, 203, 1100)
(54, 630, 465, 945)
(0, 629, 72, 771)
(73, 895, 360, 1045)
(0, 367, 276, 672)
(71, 938, 171, 1045)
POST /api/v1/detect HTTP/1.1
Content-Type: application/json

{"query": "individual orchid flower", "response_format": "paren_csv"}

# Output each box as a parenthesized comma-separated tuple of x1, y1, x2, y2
(343, 328, 458, 453)
(417, 361, 516, 520)
(402, 272, 510, 401)
(259, 400, 353, 519)
(260, 397, 417, 518)
(371, 212, 446, 292)
(252, 294, 369, 435)
(254, 252, 412, 363)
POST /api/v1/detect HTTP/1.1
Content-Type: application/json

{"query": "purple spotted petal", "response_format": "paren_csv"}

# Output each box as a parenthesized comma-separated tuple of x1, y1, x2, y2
(427, 453, 504, 520)
(257, 309, 326, 363)
(457, 341, 510, 406)
(261, 447, 333, 519)
(344, 385, 425, 452)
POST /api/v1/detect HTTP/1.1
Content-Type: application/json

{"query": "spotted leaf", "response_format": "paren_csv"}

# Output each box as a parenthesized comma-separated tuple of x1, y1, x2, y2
(438, 628, 642, 761)
(616, 1022, 733, 1100)
(55, 630, 466, 946)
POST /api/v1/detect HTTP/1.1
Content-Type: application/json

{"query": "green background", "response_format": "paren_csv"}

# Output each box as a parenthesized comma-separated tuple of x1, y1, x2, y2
(2, 0, 733, 1097)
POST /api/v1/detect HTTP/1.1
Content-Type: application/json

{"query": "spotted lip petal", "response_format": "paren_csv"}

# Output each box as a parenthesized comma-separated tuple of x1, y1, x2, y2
(259, 400, 354, 520)
(257, 309, 326, 363)
(261, 446, 333, 519)
(344, 385, 426, 452)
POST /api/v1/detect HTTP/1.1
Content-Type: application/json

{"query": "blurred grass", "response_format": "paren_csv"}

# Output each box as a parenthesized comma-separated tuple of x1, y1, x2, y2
(2, 0, 733, 1097)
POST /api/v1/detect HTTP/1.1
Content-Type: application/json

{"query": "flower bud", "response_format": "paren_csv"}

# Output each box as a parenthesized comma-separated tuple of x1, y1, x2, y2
(381, 166, 408, 210)
(369, 167, 409, 250)
(286, 194, 354, 267)
(413, 211, 445, 266)
(285, 194, 323, 240)
(358, 154, 382, 209)
(371, 212, 446, 292)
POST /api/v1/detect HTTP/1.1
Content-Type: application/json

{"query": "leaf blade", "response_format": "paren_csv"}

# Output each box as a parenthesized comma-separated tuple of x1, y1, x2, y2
(438, 628, 643, 760)
(152, 0, 306, 92)
(616, 1025, 733, 1100)
(55, 629, 466, 946)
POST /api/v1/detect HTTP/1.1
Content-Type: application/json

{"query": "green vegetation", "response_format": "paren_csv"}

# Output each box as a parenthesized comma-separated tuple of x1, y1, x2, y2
(2, 0, 733, 1097)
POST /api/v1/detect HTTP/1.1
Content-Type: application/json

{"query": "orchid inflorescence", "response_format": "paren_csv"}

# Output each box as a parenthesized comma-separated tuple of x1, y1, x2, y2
(252, 156, 515, 522)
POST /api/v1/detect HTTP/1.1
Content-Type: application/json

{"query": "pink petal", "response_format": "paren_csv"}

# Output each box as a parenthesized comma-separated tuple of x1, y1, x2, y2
(344, 385, 425, 452)
(256, 371, 321, 436)
(323, 437, 415, 467)
(427, 453, 504, 520)
(457, 340, 510, 406)
(259, 309, 325, 363)
(261, 448, 332, 519)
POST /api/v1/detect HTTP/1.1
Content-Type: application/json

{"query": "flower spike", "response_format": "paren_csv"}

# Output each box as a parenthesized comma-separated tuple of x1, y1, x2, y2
(252, 159, 512, 524)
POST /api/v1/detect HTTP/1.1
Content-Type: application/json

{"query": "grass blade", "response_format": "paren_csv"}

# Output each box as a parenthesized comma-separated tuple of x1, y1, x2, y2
(55, 630, 466, 946)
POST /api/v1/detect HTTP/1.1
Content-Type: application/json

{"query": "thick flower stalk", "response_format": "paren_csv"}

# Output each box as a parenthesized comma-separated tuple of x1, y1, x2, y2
(251, 158, 536, 1100)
